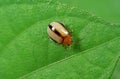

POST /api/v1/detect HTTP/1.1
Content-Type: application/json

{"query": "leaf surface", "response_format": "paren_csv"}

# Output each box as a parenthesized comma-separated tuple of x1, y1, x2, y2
(0, 0, 120, 79)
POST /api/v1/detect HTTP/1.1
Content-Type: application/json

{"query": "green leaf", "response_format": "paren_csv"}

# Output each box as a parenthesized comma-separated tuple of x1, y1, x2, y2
(20, 38, 120, 79)
(58, 0, 120, 79)
(0, 0, 120, 79)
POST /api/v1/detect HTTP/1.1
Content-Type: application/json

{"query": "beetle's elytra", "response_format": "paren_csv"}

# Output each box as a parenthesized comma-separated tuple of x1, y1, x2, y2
(47, 22, 72, 45)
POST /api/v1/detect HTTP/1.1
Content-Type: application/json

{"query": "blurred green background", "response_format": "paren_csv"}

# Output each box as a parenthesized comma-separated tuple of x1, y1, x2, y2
(59, 0, 120, 79)
(60, 0, 120, 24)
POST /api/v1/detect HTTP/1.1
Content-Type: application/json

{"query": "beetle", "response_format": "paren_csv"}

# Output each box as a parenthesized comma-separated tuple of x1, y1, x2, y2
(47, 22, 72, 46)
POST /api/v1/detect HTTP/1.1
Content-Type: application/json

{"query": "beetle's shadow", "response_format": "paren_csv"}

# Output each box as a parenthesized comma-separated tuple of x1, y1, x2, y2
(72, 35, 83, 53)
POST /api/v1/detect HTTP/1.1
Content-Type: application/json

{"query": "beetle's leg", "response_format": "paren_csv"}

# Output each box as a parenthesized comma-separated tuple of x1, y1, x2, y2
(63, 45, 71, 58)
(58, 22, 66, 28)
(68, 29, 73, 34)
(48, 36, 52, 41)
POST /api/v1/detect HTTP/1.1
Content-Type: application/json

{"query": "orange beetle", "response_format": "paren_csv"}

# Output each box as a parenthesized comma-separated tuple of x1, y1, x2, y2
(47, 22, 72, 45)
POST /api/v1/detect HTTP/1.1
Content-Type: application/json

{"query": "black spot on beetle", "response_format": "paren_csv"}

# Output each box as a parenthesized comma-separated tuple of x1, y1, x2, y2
(54, 29, 61, 37)
(48, 24, 62, 37)
(48, 24, 53, 30)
